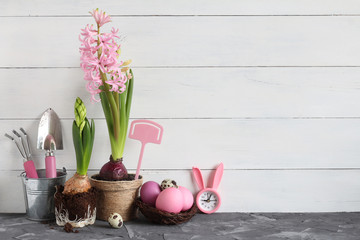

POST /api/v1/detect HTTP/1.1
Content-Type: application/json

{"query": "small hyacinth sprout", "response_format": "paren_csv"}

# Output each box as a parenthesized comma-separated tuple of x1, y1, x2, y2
(63, 97, 95, 195)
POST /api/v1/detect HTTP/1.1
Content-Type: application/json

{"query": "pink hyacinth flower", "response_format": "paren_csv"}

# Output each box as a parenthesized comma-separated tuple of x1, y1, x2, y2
(90, 9, 111, 27)
(80, 9, 129, 101)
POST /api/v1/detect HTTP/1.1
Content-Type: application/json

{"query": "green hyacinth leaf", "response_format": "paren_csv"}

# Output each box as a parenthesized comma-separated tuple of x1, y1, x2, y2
(72, 120, 84, 174)
(81, 120, 92, 175)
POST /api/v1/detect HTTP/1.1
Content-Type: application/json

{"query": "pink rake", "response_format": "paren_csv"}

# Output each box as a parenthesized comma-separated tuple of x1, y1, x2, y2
(128, 120, 163, 180)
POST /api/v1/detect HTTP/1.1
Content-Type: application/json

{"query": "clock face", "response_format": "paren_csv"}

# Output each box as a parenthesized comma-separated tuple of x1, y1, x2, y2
(197, 190, 221, 213)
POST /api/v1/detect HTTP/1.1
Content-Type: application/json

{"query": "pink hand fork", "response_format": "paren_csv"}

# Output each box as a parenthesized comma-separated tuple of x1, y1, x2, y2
(128, 120, 163, 180)
(5, 131, 38, 179)
(192, 163, 224, 213)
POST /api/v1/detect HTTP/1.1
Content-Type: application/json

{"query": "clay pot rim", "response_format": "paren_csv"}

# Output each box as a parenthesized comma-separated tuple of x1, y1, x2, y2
(89, 174, 143, 190)
(90, 174, 142, 182)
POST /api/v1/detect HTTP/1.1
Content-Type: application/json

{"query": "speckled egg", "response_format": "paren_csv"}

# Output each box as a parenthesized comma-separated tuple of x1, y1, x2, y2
(108, 213, 123, 228)
(160, 179, 178, 190)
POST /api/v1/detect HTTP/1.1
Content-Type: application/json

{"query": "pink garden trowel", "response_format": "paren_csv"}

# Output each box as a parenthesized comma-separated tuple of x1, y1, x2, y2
(37, 108, 63, 178)
(129, 120, 163, 180)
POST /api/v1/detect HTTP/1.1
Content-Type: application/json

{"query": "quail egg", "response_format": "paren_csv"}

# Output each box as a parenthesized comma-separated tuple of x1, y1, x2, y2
(108, 213, 123, 228)
(161, 179, 178, 190)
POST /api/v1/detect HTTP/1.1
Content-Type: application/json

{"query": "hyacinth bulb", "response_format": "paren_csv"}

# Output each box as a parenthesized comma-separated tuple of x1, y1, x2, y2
(99, 156, 128, 180)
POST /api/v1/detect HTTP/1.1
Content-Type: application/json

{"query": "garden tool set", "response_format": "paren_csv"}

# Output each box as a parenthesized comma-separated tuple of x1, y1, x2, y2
(5, 108, 63, 179)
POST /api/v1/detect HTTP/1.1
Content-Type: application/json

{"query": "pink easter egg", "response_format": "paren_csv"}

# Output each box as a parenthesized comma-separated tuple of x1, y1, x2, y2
(155, 187, 183, 214)
(178, 186, 194, 211)
(140, 181, 161, 207)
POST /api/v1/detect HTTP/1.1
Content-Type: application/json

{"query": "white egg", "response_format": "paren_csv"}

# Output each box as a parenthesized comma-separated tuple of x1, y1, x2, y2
(108, 213, 123, 228)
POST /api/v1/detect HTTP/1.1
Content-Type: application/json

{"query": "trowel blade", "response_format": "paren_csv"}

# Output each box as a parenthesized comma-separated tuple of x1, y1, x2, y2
(37, 108, 63, 151)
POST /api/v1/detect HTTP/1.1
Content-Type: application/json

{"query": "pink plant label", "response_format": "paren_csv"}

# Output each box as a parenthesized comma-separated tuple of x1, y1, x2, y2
(129, 120, 163, 180)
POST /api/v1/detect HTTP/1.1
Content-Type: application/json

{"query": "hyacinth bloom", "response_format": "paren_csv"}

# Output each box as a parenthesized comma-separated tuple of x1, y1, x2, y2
(79, 9, 133, 180)
(90, 9, 111, 27)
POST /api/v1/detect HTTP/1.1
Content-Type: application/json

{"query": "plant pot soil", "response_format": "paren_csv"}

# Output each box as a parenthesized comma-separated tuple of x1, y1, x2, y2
(54, 185, 97, 228)
(90, 174, 143, 221)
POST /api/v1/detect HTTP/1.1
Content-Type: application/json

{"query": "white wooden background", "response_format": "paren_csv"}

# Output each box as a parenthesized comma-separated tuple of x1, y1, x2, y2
(1, 0, 360, 213)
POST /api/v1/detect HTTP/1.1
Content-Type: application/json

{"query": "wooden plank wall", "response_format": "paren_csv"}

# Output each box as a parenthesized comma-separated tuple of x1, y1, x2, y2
(1, 0, 360, 213)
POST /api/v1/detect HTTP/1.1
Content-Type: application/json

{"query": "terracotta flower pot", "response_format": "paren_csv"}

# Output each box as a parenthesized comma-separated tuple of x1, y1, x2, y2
(90, 174, 143, 221)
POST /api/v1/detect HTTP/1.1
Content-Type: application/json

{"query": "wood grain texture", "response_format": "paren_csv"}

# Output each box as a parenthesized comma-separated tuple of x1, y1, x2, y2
(1, 0, 360, 16)
(2, 119, 360, 170)
(2, 169, 360, 213)
(1, 1, 360, 213)
(1, 17, 360, 67)
(1, 67, 360, 119)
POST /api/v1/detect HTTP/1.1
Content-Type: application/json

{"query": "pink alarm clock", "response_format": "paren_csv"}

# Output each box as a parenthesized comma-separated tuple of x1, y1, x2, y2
(192, 163, 223, 214)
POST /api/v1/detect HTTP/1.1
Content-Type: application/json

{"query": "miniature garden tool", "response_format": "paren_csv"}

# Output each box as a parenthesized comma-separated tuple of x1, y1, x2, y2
(128, 120, 163, 180)
(37, 108, 63, 178)
(5, 129, 38, 179)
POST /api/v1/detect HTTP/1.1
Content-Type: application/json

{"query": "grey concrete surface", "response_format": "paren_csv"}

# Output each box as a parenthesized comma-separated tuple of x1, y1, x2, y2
(0, 212, 360, 240)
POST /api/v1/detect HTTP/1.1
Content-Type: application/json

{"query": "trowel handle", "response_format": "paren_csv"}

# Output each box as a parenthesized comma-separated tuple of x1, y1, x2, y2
(45, 156, 57, 178)
(24, 161, 38, 179)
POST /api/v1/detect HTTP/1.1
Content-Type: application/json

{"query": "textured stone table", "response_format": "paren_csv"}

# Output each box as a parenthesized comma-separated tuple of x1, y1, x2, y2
(1, 212, 360, 239)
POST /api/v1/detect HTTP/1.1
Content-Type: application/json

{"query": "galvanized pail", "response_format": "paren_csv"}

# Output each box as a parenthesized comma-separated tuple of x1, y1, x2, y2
(21, 168, 67, 221)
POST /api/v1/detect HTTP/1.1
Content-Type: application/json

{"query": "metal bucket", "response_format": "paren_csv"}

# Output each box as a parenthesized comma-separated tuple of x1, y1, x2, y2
(21, 168, 67, 221)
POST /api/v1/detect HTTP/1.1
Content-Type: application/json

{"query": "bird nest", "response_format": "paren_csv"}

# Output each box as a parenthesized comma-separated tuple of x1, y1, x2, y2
(135, 198, 197, 225)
